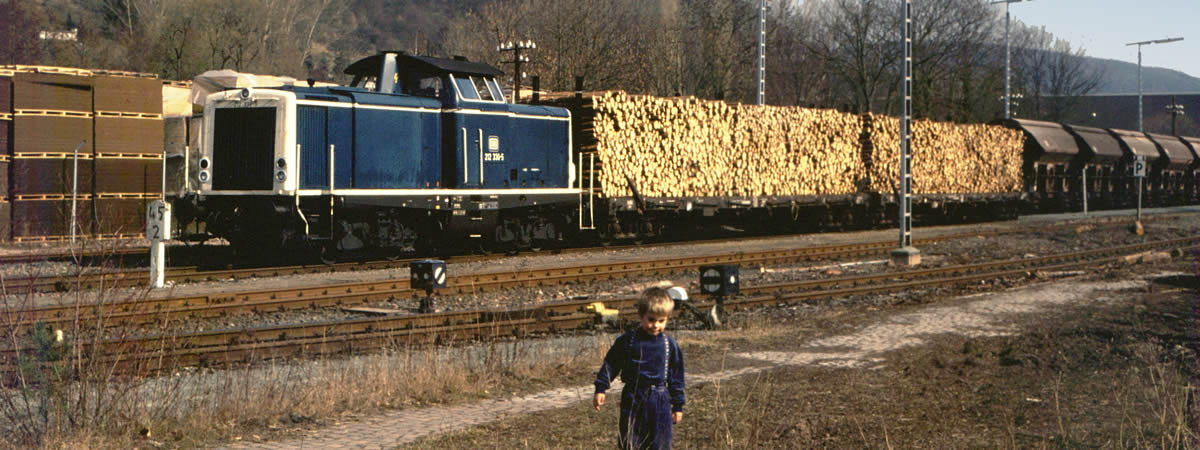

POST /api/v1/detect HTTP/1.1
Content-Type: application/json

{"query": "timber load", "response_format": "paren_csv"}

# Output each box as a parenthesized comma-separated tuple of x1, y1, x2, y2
(862, 113, 1025, 194)
(550, 91, 1025, 199)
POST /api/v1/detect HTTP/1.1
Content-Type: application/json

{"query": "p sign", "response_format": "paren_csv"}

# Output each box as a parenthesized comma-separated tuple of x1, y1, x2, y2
(1133, 155, 1147, 178)
(146, 200, 171, 241)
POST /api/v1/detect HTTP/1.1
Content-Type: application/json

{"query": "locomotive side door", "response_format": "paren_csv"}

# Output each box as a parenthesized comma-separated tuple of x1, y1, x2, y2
(447, 74, 509, 189)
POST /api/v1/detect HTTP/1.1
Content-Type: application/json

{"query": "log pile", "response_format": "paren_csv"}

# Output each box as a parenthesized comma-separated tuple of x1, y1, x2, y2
(589, 92, 866, 197)
(862, 114, 1024, 194)
(575, 91, 1024, 198)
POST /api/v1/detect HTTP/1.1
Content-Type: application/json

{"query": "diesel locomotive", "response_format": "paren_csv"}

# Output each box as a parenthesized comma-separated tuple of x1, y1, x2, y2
(193, 52, 577, 259)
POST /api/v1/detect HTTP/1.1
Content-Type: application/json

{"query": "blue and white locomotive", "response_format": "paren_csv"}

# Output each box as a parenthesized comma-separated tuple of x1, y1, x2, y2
(194, 52, 576, 258)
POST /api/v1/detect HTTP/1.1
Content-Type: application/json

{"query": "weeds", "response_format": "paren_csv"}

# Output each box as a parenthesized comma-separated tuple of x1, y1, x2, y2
(1111, 343, 1198, 449)
(0, 238, 611, 447)
(705, 354, 777, 448)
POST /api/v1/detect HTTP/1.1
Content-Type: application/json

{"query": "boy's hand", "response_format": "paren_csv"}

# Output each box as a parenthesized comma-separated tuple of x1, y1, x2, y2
(594, 393, 605, 410)
(673, 411, 683, 424)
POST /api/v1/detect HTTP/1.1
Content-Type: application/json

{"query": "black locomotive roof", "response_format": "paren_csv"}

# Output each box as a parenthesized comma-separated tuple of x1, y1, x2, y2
(344, 52, 504, 78)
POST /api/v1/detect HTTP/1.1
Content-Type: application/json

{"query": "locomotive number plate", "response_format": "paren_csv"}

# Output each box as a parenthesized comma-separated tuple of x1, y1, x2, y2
(484, 153, 505, 162)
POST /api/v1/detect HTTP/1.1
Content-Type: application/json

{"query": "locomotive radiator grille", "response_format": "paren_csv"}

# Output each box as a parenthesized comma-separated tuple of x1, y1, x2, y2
(212, 107, 276, 191)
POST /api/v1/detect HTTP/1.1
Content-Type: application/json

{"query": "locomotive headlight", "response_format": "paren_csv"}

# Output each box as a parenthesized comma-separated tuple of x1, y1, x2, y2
(276, 158, 287, 169)
(275, 170, 287, 183)
(199, 157, 210, 170)
(239, 88, 252, 100)
(198, 170, 210, 183)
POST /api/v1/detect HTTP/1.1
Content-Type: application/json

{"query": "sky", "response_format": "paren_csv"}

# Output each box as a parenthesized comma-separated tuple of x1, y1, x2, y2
(1011, 0, 1198, 78)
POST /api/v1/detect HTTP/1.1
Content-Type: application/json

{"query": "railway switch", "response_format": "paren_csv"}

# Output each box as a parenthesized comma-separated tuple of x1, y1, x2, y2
(411, 259, 447, 313)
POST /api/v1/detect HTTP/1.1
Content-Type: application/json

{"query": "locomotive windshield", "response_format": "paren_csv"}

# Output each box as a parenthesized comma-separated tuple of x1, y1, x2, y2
(452, 75, 504, 102)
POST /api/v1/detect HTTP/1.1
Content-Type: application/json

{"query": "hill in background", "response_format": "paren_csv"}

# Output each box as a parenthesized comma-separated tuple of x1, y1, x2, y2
(1085, 57, 1200, 94)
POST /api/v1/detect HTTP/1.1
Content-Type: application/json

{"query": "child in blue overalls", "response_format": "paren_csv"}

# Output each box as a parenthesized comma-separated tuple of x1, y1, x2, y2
(594, 286, 686, 449)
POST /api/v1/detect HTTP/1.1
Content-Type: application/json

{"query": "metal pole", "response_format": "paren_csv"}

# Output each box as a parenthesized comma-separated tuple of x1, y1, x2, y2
(1137, 45, 1143, 132)
(513, 47, 522, 104)
(1137, 176, 1143, 221)
(900, 0, 911, 249)
(1004, 2, 1011, 120)
(69, 140, 85, 244)
(891, 0, 920, 266)
(755, 0, 766, 106)
(1082, 167, 1088, 214)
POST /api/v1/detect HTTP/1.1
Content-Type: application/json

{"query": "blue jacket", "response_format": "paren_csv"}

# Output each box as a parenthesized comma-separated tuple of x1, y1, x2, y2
(594, 328, 686, 412)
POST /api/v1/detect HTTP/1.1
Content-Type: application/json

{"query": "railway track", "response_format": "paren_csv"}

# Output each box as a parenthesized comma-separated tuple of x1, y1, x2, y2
(1, 213, 1165, 296)
(7, 235, 1198, 374)
(5, 214, 1180, 330)
(10, 239, 917, 328)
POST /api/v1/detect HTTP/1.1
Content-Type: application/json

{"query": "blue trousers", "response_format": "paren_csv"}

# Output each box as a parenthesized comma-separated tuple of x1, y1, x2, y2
(619, 385, 673, 450)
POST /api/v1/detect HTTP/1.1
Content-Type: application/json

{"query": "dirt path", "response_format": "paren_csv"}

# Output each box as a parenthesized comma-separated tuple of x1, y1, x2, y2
(734, 277, 1151, 370)
(220, 271, 1166, 449)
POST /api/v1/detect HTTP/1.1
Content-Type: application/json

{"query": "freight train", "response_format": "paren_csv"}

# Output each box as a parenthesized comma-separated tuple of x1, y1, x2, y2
(184, 51, 1200, 260)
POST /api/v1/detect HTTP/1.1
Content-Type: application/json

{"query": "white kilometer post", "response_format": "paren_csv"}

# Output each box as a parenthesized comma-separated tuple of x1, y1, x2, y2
(147, 200, 172, 288)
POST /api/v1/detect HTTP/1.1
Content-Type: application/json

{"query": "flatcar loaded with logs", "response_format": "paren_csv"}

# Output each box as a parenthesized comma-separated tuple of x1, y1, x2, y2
(185, 52, 1200, 259)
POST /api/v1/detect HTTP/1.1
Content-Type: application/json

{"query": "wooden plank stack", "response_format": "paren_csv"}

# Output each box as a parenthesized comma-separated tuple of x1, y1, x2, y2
(1, 65, 164, 241)
(571, 91, 1024, 199)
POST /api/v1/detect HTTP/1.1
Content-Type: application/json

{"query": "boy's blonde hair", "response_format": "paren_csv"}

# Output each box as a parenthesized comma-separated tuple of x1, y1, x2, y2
(636, 287, 675, 316)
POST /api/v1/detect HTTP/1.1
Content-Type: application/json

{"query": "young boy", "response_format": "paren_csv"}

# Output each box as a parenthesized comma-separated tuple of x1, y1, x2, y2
(593, 286, 686, 449)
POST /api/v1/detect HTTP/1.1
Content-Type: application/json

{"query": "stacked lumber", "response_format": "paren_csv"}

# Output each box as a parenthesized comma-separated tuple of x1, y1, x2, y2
(589, 92, 866, 197)
(1, 65, 164, 241)
(862, 114, 1024, 194)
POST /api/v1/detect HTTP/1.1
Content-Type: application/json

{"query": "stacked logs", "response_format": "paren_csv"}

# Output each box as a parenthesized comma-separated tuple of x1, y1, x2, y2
(862, 114, 1024, 194)
(590, 92, 866, 197)
(582, 91, 1024, 198)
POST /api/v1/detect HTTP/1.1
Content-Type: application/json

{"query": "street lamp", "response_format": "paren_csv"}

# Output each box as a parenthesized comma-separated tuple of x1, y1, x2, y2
(1126, 37, 1183, 132)
(991, 0, 1030, 120)
(498, 40, 536, 103)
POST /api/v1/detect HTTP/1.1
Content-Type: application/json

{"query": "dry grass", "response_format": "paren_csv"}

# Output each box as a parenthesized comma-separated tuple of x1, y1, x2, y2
(7, 327, 612, 448)
(0, 240, 613, 448)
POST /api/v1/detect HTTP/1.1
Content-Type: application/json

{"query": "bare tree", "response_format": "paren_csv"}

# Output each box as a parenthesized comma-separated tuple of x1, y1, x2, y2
(1011, 24, 1103, 121)
(910, 0, 997, 121)
(445, 0, 657, 94)
(0, 0, 49, 65)
(807, 0, 901, 113)
(765, 1, 830, 107)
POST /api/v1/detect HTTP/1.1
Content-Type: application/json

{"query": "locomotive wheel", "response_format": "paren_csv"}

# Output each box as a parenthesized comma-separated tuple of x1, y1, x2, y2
(528, 220, 559, 252)
(319, 243, 339, 265)
(598, 219, 622, 247)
